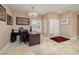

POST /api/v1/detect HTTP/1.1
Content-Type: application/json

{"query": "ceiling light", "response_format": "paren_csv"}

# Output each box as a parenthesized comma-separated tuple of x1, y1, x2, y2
(28, 7, 37, 17)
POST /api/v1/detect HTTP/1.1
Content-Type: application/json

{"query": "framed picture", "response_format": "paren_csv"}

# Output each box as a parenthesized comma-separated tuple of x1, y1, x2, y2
(60, 17, 70, 24)
(0, 4, 6, 21)
(16, 17, 29, 25)
(7, 14, 13, 25)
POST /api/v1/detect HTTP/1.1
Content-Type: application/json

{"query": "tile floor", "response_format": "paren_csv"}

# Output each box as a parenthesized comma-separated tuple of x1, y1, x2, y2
(0, 35, 79, 55)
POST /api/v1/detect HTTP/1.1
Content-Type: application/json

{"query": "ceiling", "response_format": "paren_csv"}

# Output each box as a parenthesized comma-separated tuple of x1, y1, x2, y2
(8, 4, 79, 15)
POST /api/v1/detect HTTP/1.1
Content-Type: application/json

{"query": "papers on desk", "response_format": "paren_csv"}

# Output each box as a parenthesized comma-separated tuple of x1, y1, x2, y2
(29, 31, 40, 34)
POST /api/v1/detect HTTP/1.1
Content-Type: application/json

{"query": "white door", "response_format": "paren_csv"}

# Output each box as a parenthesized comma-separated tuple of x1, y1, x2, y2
(31, 20, 42, 33)
(49, 19, 60, 36)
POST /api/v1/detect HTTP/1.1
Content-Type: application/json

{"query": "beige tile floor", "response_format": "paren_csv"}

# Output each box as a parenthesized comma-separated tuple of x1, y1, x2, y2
(0, 35, 79, 55)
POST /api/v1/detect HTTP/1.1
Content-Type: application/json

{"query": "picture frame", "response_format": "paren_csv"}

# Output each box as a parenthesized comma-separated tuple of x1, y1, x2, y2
(60, 17, 70, 24)
(7, 14, 13, 25)
(16, 17, 29, 25)
(0, 4, 6, 21)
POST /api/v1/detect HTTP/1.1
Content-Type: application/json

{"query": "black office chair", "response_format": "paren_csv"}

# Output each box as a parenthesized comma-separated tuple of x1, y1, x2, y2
(10, 29, 17, 42)
(19, 30, 29, 44)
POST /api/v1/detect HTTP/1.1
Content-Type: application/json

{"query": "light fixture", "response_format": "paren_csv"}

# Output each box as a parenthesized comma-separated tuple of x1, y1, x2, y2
(28, 7, 37, 17)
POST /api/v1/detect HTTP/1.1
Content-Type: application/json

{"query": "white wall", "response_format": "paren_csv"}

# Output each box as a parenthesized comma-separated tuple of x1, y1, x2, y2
(0, 4, 13, 50)
(42, 19, 47, 34)
(60, 12, 77, 38)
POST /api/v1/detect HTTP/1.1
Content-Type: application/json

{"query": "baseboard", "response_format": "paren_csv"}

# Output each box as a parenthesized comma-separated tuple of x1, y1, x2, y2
(0, 42, 10, 54)
(70, 37, 77, 40)
(62, 36, 77, 40)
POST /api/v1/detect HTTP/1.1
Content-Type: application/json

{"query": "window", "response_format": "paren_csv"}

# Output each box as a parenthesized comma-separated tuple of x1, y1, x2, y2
(31, 20, 42, 33)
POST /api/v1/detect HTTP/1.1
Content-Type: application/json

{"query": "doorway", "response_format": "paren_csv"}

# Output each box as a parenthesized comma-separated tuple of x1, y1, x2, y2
(31, 19, 42, 33)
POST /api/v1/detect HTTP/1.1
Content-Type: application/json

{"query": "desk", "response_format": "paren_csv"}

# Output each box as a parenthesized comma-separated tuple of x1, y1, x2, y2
(11, 31, 40, 46)
(29, 32, 40, 46)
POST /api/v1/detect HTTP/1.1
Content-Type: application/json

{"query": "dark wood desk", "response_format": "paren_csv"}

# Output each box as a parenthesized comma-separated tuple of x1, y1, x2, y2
(29, 32, 40, 46)
(11, 31, 40, 46)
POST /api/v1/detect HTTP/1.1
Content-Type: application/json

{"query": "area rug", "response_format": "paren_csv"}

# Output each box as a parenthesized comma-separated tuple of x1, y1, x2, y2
(50, 36, 70, 43)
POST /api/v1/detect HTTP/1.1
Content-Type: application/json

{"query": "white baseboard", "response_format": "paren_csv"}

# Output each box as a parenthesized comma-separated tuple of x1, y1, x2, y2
(61, 36, 77, 40)
(0, 42, 10, 54)
(70, 37, 77, 40)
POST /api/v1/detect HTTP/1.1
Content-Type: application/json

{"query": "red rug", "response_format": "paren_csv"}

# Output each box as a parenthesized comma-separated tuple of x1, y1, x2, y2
(50, 36, 70, 43)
